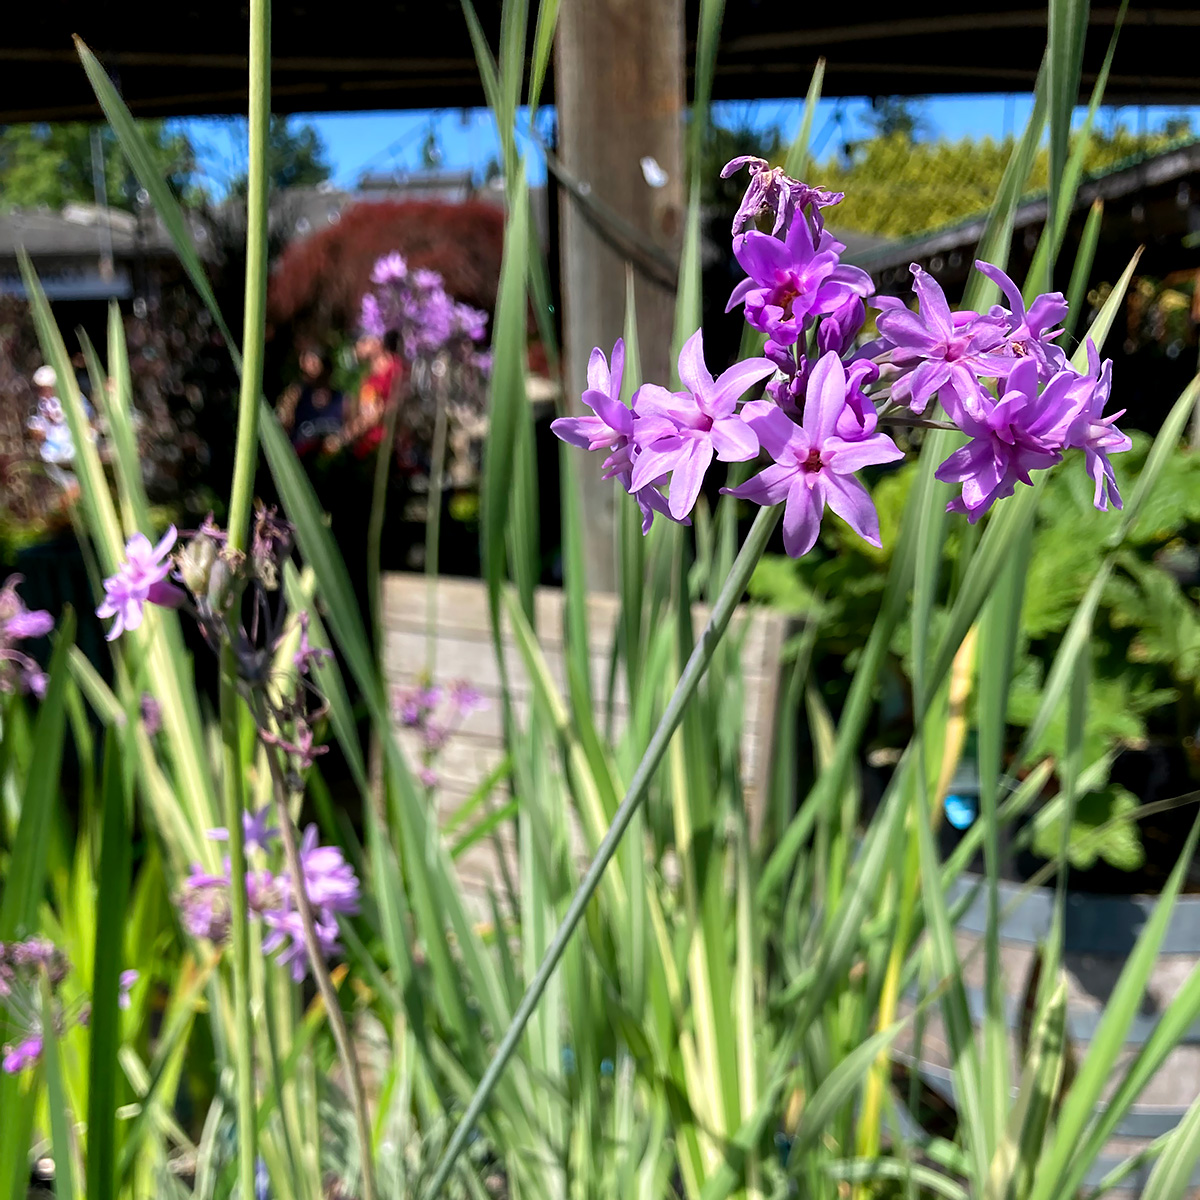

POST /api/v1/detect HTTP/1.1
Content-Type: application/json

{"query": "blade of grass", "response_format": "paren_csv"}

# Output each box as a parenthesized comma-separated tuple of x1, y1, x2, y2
(42, 982, 77, 1200)
(75, 39, 239, 364)
(86, 731, 134, 1200)
(0, 612, 75, 940)
(424, 503, 781, 1198)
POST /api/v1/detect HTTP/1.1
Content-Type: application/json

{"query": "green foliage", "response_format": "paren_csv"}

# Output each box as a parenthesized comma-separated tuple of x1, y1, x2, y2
(0, 121, 198, 210)
(1032, 782, 1146, 870)
(815, 123, 1194, 239)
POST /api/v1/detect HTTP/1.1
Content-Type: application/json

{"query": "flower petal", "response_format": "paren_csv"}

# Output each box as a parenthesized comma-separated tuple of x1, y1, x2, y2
(802, 351, 848, 446)
(732, 231, 796, 286)
(630, 438, 683, 492)
(823, 472, 882, 547)
(706, 357, 776, 416)
(667, 437, 713, 520)
(710, 415, 759, 461)
(781, 478, 824, 559)
(676, 328, 713, 400)
(724, 461, 796, 507)
(586, 345, 611, 394)
(911, 264, 955, 339)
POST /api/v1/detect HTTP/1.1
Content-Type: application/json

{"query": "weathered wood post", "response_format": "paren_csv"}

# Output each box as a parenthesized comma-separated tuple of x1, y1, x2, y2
(554, 0, 686, 591)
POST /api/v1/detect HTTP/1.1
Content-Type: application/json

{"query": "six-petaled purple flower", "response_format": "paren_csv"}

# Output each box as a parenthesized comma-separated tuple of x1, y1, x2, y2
(725, 352, 904, 557)
(97, 526, 185, 641)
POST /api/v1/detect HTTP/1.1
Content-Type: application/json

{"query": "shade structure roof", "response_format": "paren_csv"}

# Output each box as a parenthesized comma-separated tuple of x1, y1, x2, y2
(3, 2, 1198, 124)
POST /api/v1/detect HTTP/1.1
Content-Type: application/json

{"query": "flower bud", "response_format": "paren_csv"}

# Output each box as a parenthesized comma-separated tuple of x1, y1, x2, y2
(178, 534, 218, 596)
(206, 555, 235, 613)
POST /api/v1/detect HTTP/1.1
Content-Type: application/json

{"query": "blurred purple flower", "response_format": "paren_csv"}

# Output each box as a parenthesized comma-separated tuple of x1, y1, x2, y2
(96, 526, 185, 641)
(118, 970, 138, 1011)
(140, 692, 162, 736)
(2, 1035, 41, 1074)
(293, 613, 333, 675)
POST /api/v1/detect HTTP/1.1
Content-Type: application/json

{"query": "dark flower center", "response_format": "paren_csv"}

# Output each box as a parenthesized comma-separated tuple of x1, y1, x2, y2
(802, 448, 823, 473)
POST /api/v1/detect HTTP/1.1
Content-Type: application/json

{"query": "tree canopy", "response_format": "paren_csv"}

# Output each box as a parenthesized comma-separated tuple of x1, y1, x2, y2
(0, 121, 197, 210)
(816, 123, 1194, 240)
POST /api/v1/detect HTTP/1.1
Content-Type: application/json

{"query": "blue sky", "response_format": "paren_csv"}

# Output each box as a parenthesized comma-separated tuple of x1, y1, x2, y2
(180, 95, 1199, 196)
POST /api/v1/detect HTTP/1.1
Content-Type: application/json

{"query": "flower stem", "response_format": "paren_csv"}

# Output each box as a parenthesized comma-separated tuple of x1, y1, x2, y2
(367, 394, 402, 656)
(227, 0, 270, 551)
(222, 0, 270, 1190)
(252, 694, 378, 1200)
(423, 502, 782, 1199)
(424, 382, 448, 677)
(219, 656, 258, 1200)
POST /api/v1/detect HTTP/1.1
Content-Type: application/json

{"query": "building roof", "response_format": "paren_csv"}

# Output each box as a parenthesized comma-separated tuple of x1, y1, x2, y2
(847, 137, 1200, 278)
(3, 2, 1198, 123)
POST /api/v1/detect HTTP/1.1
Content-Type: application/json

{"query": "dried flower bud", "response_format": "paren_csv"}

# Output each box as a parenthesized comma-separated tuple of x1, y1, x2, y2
(178, 533, 218, 596)
(206, 554, 236, 613)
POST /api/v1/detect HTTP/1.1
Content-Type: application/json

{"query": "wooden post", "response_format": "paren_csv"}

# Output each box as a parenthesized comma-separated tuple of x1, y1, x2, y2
(554, 0, 685, 592)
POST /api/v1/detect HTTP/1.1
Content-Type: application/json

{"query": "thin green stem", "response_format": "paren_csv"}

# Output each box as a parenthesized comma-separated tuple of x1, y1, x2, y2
(424, 383, 449, 677)
(219, 656, 258, 1200)
(251, 694, 379, 1200)
(227, 0, 271, 551)
(367, 395, 402, 655)
(223, 0, 270, 1192)
(423, 502, 782, 1199)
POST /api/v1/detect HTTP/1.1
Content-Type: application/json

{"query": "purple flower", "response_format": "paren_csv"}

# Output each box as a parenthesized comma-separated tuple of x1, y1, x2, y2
(118, 970, 138, 1011)
(934, 358, 1076, 522)
(550, 340, 675, 533)
(260, 825, 360, 981)
(817, 293, 867, 357)
(630, 329, 776, 521)
(140, 692, 162, 736)
(293, 613, 333, 675)
(370, 253, 408, 285)
(724, 351, 904, 558)
(262, 909, 343, 983)
(180, 864, 231, 942)
(207, 808, 278, 855)
(727, 227, 872, 349)
(360, 293, 386, 338)
(450, 681, 486, 718)
(0, 576, 55, 697)
(96, 527, 185, 641)
(418, 766, 439, 788)
(976, 260, 1069, 379)
(1060, 340, 1129, 511)
(721, 156, 844, 243)
(293, 824, 361, 914)
(875, 265, 1012, 417)
(2, 1035, 42, 1074)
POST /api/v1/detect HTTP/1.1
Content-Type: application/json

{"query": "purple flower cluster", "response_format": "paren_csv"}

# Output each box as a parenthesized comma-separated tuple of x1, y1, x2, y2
(0, 939, 133, 1074)
(361, 253, 490, 368)
(181, 815, 361, 982)
(553, 158, 1130, 555)
(393, 678, 487, 790)
(0, 576, 53, 697)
